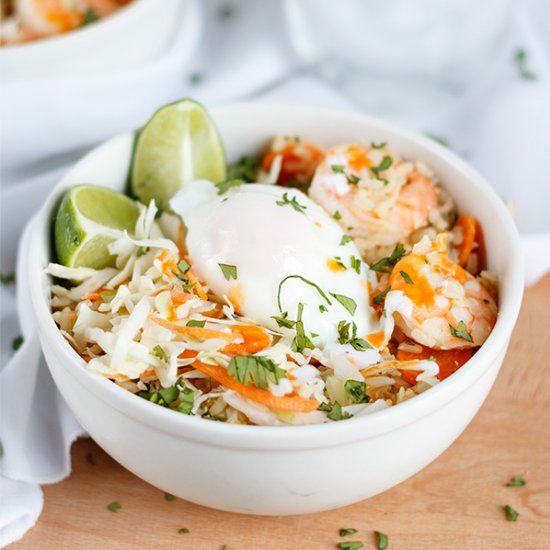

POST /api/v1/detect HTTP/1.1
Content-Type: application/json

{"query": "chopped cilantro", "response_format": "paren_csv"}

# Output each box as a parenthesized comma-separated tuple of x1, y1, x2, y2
(372, 287, 390, 305)
(178, 527, 190, 534)
(506, 475, 526, 487)
(216, 179, 244, 195)
(337, 320, 353, 344)
(449, 320, 474, 343)
(277, 274, 331, 311)
(164, 492, 175, 501)
(319, 401, 352, 421)
(291, 303, 315, 353)
(319, 304, 328, 313)
(227, 355, 286, 389)
(371, 141, 387, 149)
(337, 541, 363, 549)
(136, 246, 148, 257)
(159, 386, 179, 404)
(177, 259, 191, 274)
(107, 502, 121, 512)
(426, 132, 450, 148)
(333, 210, 342, 220)
(370, 243, 406, 273)
(189, 72, 204, 85)
(344, 380, 370, 403)
(153, 344, 168, 362)
(350, 338, 373, 351)
(371, 155, 393, 175)
(271, 311, 296, 329)
(400, 270, 414, 284)
(350, 256, 361, 274)
(331, 164, 346, 174)
(0, 273, 15, 285)
(276, 192, 307, 213)
(504, 504, 519, 521)
(81, 8, 98, 26)
(330, 293, 357, 315)
(347, 173, 361, 185)
(186, 319, 206, 327)
(340, 234, 352, 246)
(376, 531, 389, 549)
(12, 335, 23, 351)
(339, 528, 358, 537)
(218, 263, 238, 281)
(138, 378, 194, 414)
(227, 155, 260, 182)
(514, 48, 537, 80)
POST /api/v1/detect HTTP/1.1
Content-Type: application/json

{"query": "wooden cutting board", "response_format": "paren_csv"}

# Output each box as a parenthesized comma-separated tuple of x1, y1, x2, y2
(13, 275, 550, 549)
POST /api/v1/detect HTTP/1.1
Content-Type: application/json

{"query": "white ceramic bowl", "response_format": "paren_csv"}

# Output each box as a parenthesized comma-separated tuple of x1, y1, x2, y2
(0, 0, 183, 80)
(27, 103, 524, 515)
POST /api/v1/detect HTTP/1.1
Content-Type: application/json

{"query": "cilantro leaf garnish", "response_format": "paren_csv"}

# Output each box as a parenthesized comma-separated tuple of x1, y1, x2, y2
(506, 475, 526, 487)
(350, 256, 361, 275)
(319, 401, 352, 421)
(291, 303, 315, 353)
(277, 275, 331, 311)
(371, 155, 393, 175)
(227, 155, 260, 182)
(271, 311, 296, 329)
(215, 179, 244, 195)
(514, 48, 537, 81)
(178, 528, 190, 534)
(372, 287, 390, 305)
(449, 320, 474, 342)
(331, 164, 346, 174)
(340, 234, 352, 246)
(426, 133, 450, 148)
(370, 243, 406, 273)
(347, 174, 361, 185)
(12, 335, 23, 351)
(164, 492, 175, 501)
(107, 502, 121, 512)
(177, 259, 190, 274)
(400, 270, 414, 284)
(337, 320, 353, 344)
(333, 210, 342, 220)
(227, 356, 286, 389)
(349, 338, 373, 351)
(153, 344, 168, 362)
(376, 531, 389, 549)
(138, 377, 194, 414)
(82, 8, 98, 26)
(344, 380, 370, 403)
(319, 304, 328, 313)
(338, 542, 363, 550)
(330, 293, 357, 315)
(371, 141, 387, 149)
(218, 263, 238, 280)
(276, 192, 307, 214)
(186, 320, 206, 327)
(339, 528, 358, 537)
(504, 504, 519, 521)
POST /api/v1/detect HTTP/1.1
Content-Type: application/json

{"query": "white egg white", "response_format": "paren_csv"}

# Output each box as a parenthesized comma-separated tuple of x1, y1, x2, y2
(170, 181, 379, 349)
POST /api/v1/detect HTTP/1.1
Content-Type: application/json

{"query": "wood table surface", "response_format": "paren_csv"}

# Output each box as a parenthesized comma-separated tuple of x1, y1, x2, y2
(13, 275, 550, 549)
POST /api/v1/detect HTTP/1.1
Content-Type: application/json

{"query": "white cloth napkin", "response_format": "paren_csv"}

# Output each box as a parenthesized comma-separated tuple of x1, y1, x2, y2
(1, 0, 550, 546)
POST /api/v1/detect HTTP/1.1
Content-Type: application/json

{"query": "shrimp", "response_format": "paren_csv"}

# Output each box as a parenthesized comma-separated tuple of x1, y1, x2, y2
(386, 234, 497, 350)
(261, 135, 324, 189)
(308, 143, 438, 251)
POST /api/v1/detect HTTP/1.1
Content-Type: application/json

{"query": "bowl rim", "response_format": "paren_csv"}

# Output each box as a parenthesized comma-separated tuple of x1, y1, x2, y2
(28, 102, 525, 449)
(0, 0, 157, 54)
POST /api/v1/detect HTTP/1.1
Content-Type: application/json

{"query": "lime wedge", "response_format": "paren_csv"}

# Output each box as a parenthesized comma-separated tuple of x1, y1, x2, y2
(54, 184, 140, 269)
(130, 99, 226, 209)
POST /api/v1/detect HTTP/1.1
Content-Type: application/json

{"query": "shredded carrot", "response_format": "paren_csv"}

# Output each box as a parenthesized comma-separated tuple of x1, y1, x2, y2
(178, 349, 199, 359)
(455, 214, 477, 267)
(367, 331, 385, 348)
(149, 315, 235, 341)
(81, 292, 101, 302)
(222, 324, 272, 356)
(102, 372, 129, 381)
(177, 223, 186, 257)
(171, 289, 195, 307)
(191, 360, 319, 412)
(396, 345, 474, 384)
(139, 369, 156, 379)
(185, 269, 208, 301)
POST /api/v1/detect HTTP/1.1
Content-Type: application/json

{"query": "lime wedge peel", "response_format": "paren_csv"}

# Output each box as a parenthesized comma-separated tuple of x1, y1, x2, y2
(54, 184, 140, 269)
(130, 98, 227, 209)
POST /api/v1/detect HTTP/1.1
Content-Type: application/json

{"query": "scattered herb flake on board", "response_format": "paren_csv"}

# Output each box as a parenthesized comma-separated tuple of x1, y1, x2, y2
(227, 355, 286, 389)
(178, 527, 190, 534)
(164, 492, 175, 501)
(218, 263, 238, 281)
(371, 155, 393, 175)
(276, 192, 307, 213)
(400, 270, 414, 284)
(337, 542, 363, 549)
(376, 531, 389, 549)
(12, 335, 23, 351)
(449, 320, 474, 342)
(339, 528, 358, 537)
(330, 293, 357, 315)
(514, 48, 537, 80)
(344, 380, 371, 403)
(372, 287, 390, 305)
(0, 273, 15, 285)
(86, 452, 95, 465)
(506, 475, 526, 487)
(426, 132, 450, 148)
(370, 243, 406, 273)
(319, 401, 352, 421)
(504, 504, 519, 521)
(107, 502, 121, 512)
(153, 344, 168, 362)
(186, 320, 206, 327)
(333, 210, 342, 220)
